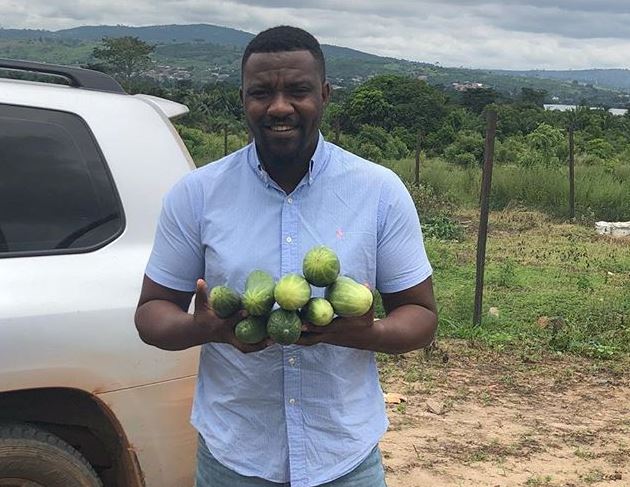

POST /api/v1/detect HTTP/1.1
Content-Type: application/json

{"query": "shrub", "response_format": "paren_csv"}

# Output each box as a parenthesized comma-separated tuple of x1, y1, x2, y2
(443, 130, 484, 166)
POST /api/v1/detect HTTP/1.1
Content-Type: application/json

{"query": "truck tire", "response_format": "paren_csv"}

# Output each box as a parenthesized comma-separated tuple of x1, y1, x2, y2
(0, 422, 103, 487)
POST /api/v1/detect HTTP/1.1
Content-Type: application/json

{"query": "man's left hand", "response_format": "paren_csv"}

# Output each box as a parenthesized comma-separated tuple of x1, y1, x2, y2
(296, 305, 375, 346)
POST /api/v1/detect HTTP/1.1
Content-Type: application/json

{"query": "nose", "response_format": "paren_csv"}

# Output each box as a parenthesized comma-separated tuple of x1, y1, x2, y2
(267, 93, 295, 118)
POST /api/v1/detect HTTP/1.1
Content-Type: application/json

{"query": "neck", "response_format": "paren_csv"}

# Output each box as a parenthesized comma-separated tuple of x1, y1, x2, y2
(262, 157, 310, 194)
(256, 139, 317, 194)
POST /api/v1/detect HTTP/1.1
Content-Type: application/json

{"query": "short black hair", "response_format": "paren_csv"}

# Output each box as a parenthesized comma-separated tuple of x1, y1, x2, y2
(241, 25, 326, 81)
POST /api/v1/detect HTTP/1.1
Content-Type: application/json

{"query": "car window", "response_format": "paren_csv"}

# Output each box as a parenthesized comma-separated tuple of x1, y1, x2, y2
(0, 104, 124, 257)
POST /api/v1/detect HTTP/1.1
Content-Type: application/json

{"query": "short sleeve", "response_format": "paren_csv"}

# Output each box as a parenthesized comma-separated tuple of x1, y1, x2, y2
(376, 173, 432, 294)
(145, 177, 204, 292)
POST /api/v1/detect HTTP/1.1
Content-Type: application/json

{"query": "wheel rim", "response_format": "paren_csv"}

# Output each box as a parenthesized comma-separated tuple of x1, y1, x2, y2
(0, 479, 46, 487)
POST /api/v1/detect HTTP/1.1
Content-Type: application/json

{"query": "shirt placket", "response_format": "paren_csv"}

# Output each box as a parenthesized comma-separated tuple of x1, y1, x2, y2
(281, 190, 308, 486)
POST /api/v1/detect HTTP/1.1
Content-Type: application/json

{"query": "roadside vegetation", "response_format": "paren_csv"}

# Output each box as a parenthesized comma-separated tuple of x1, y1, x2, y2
(166, 76, 630, 362)
(75, 38, 629, 361)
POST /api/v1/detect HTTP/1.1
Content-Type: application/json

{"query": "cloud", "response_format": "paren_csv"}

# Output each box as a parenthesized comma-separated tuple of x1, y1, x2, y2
(0, 0, 629, 69)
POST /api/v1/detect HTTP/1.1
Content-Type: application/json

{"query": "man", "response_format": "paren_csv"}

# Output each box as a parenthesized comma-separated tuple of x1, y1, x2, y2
(135, 25, 437, 487)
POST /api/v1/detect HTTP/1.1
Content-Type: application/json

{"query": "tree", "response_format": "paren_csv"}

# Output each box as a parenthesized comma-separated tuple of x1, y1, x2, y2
(342, 74, 448, 151)
(92, 36, 154, 87)
(519, 87, 547, 108)
(354, 75, 448, 134)
(521, 122, 565, 166)
(346, 87, 392, 129)
(460, 87, 498, 114)
(322, 102, 346, 143)
(443, 130, 485, 166)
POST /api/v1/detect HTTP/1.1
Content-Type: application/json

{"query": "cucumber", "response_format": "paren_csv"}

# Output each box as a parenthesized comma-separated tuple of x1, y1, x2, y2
(235, 316, 268, 344)
(325, 276, 373, 317)
(242, 270, 275, 316)
(208, 285, 241, 318)
(274, 273, 311, 310)
(266, 309, 302, 345)
(302, 245, 340, 287)
(301, 297, 334, 326)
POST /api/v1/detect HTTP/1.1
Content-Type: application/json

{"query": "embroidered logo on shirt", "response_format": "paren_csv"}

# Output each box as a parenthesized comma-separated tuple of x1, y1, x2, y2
(336, 228, 344, 239)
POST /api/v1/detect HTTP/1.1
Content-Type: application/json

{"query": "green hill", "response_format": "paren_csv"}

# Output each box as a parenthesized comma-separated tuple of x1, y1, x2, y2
(491, 69, 630, 92)
(1, 24, 628, 107)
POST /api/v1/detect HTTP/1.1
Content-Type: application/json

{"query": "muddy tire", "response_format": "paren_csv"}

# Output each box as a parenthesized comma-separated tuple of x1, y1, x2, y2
(0, 422, 103, 487)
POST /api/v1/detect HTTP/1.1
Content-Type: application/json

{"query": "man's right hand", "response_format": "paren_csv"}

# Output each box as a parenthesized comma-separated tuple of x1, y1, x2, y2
(194, 279, 270, 353)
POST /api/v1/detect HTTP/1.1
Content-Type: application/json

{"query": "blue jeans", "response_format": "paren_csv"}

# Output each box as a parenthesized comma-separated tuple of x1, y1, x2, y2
(195, 435, 387, 487)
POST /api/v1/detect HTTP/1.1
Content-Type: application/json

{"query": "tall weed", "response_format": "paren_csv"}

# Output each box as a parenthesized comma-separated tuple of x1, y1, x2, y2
(392, 158, 630, 221)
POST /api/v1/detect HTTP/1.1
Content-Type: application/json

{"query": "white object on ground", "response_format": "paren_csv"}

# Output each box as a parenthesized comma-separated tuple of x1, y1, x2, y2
(595, 221, 630, 237)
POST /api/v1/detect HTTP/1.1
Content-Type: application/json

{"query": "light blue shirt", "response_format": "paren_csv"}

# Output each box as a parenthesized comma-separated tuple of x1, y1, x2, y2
(145, 135, 432, 487)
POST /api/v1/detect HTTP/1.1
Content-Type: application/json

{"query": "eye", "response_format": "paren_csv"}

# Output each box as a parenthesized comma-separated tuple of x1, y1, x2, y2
(248, 89, 269, 99)
(290, 86, 311, 97)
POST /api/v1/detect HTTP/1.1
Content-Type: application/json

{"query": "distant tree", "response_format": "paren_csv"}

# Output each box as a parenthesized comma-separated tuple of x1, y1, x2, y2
(91, 36, 154, 87)
(425, 107, 481, 153)
(355, 74, 448, 134)
(494, 103, 544, 138)
(322, 102, 346, 142)
(343, 74, 448, 146)
(460, 87, 498, 114)
(346, 87, 392, 129)
(519, 87, 547, 107)
(522, 122, 565, 166)
(443, 130, 485, 166)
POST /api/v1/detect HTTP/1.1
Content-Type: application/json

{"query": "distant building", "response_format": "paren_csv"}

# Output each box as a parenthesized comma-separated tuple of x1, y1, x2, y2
(452, 81, 485, 92)
(146, 65, 191, 81)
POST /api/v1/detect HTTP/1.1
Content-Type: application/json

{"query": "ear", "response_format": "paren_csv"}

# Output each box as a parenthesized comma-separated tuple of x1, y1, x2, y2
(322, 81, 331, 106)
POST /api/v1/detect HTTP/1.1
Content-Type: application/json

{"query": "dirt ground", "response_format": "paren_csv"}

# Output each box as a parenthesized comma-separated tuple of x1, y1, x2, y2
(379, 340, 629, 487)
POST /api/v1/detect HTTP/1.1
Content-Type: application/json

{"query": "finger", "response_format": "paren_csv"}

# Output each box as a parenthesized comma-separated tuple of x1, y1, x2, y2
(227, 308, 249, 326)
(296, 332, 323, 346)
(194, 279, 210, 311)
(317, 318, 343, 333)
(302, 323, 327, 334)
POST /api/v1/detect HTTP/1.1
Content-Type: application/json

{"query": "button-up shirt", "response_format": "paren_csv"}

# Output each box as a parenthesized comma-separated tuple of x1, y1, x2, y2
(145, 134, 432, 486)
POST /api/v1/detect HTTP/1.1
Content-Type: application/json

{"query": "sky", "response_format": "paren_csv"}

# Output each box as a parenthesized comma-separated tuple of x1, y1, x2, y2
(1, 0, 629, 70)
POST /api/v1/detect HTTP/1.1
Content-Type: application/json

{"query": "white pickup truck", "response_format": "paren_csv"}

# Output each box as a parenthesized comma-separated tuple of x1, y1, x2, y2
(0, 59, 198, 487)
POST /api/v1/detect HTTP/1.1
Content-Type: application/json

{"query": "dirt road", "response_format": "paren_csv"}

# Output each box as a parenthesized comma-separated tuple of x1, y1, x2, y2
(379, 340, 629, 487)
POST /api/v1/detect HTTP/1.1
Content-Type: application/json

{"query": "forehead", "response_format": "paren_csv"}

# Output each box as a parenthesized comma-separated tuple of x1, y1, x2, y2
(242, 50, 321, 84)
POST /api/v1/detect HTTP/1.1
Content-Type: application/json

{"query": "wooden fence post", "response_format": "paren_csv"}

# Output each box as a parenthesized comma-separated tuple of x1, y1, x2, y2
(473, 110, 498, 326)
(414, 130, 422, 185)
(568, 126, 575, 219)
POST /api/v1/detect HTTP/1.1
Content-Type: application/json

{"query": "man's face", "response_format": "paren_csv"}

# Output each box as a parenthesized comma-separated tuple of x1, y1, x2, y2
(241, 50, 330, 166)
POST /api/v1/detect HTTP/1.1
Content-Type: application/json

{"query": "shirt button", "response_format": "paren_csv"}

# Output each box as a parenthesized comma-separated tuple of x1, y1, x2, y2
(289, 398, 296, 405)
(286, 236, 292, 243)
(287, 197, 293, 204)
(288, 357, 296, 366)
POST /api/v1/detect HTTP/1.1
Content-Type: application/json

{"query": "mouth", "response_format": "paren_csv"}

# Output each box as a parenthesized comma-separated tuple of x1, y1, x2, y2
(265, 123, 298, 134)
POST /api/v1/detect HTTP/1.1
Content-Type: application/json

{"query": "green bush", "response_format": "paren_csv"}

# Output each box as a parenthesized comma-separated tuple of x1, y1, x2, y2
(422, 215, 464, 240)
(176, 125, 248, 166)
(443, 130, 484, 166)
(337, 125, 409, 162)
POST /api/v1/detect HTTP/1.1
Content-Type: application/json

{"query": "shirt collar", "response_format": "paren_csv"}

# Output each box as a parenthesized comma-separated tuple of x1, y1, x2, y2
(247, 132, 329, 189)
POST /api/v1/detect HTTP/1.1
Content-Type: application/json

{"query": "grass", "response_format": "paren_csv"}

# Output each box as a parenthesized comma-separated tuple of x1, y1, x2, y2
(383, 157, 630, 221)
(374, 207, 630, 360)
(428, 209, 630, 359)
(377, 156, 630, 360)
